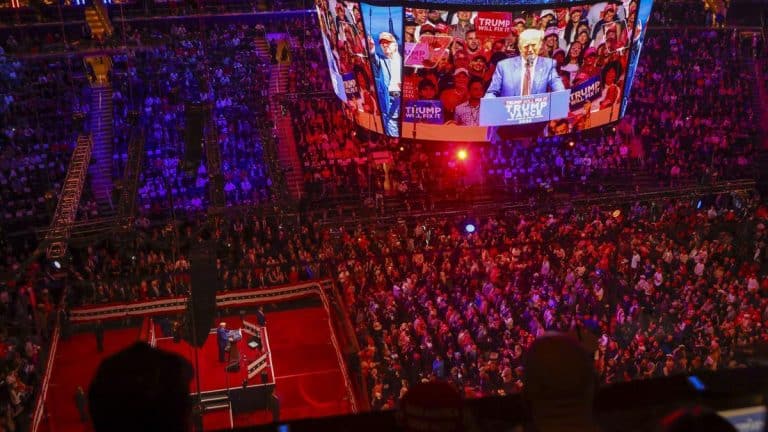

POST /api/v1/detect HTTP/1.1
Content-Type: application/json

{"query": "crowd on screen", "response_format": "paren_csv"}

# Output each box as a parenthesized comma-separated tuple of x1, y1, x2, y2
(402, 3, 635, 130)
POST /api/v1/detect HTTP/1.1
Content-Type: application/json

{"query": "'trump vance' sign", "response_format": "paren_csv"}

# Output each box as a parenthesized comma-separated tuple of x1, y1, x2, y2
(479, 90, 570, 126)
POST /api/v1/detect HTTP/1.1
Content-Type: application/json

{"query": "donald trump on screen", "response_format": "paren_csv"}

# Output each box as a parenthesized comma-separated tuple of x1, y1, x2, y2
(485, 29, 565, 98)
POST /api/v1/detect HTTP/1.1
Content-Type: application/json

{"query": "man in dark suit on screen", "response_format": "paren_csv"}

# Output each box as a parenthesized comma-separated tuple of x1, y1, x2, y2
(485, 29, 565, 98)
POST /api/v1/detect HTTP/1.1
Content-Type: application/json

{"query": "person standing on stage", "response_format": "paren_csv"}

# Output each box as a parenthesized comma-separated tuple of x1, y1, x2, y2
(217, 322, 228, 363)
(255, 306, 267, 327)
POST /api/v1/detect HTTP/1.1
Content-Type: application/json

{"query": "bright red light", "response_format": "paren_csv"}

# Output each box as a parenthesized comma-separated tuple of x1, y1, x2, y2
(457, 149, 468, 161)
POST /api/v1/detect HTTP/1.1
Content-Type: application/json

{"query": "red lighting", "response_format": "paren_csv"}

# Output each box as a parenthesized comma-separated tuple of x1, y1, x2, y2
(457, 149, 468, 161)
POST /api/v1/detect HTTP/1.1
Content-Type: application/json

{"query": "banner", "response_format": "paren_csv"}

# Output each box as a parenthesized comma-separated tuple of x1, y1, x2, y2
(404, 100, 445, 124)
(479, 90, 570, 126)
(474, 12, 515, 39)
(405, 35, 452, 68)
(569, 75, 602, 109)
(69, 282, 329, 323)
(404, 42, 429, 67)
(343, 72, 360, 99)
(247, 353, 270, 380)
(242, 320, 259, 337)
(403, 77, 417, 100)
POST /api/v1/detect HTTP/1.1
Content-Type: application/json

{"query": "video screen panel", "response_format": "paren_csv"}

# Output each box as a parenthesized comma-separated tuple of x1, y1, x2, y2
(315, 0, 385, 134)
(316, 0, 651, 141)
(621, 0, 653, 116)
(401, 3, 635, 140)
(360, 3, 404, 137)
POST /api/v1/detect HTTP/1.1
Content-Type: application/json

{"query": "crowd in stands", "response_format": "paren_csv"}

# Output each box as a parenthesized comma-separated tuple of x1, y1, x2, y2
(110, 21, 274, 213)
(0, 54, 83, 231)
(61, 189, 768, 411)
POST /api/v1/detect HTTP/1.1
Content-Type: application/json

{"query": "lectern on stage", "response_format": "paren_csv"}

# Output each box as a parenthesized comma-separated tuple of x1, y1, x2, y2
(226, 329, 243, 372)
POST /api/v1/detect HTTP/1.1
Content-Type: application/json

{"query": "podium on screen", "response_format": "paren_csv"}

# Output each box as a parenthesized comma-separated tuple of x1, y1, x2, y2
(479, 90, 571, 127)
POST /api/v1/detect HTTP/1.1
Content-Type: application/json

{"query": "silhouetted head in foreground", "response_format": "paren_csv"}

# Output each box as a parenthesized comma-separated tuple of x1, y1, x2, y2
(523, 334, 600, 432)
(89, 342, 194, 432)
(659, 406, 737, 432)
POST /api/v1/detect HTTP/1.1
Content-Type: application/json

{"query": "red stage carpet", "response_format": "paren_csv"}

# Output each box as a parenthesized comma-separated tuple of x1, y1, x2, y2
(154, 314, 269, 394)
(237, 306, 353, 427)
(43, 327, 143, 432)
(41, 305, 354, 431)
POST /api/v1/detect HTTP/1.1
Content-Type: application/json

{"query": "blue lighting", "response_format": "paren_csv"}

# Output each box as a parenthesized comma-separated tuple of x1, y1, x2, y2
(465, 224, 476, 234)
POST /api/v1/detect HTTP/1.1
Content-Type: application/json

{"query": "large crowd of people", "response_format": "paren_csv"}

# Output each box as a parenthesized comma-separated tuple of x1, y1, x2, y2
(60, 189, 768, 411)
(112, 21, 275, 213)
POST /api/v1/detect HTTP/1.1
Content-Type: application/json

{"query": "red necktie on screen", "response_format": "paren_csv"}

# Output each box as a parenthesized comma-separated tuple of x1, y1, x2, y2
(522, 64, 532, 96)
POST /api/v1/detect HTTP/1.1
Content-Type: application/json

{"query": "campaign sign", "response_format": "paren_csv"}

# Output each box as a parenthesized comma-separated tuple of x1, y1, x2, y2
(479, 90, 570, 126)
(405, 35, 452, 68)
(569, 75, 602, 109)
(342, 72, 360, 99)
(404, 100, 444, 124)
(405, 42, 430, 67)
(475, 12, 515, 39)
(403, 77, 417, 100)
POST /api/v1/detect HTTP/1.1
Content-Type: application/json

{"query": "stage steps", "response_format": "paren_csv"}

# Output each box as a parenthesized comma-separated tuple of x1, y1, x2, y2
(199, 389, 231, 412)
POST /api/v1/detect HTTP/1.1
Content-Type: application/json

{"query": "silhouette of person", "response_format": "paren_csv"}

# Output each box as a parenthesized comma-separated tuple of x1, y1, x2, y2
(523, 334, 601, 432)
(88, 342, 194, 432)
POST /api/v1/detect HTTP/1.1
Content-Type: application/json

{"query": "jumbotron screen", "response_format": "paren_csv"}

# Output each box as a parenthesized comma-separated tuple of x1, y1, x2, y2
(316, 0, 653, 140)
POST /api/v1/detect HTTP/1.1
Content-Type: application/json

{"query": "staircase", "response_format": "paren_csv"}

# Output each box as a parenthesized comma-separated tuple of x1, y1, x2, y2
(84, 0, 113, 40)
(88, 84, 116, 215)
(268, 64, 304, 200)
(199, 390, 231, 413)
(85, 8, 107, 40)
(253, 36, 271, 62)
(269, 63, 290, 94)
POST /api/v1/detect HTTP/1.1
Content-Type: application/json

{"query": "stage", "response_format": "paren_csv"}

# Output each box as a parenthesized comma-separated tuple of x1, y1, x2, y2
(41, 304, 354, 431)
(154, 315, 276, 429)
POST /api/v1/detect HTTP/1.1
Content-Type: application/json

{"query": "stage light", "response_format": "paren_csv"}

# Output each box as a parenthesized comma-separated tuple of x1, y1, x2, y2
(465, 223, 476, 234)
(399, 146, 405, 152)
(52, 261, 61, 270)
(697, 200, 702, 209)
(568, 140, 575, 148)
(457, 149, 468, 161)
